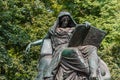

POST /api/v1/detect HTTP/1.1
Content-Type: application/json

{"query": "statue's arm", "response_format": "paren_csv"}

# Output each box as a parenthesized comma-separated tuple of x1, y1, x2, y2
(31, 39, 43, 46)
(25, 39, 43, 53)
(25, 31, 51, 53)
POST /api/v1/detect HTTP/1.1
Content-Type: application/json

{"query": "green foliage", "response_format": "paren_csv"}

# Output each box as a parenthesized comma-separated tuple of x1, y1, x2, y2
(0, 0, 54, 79)
(0, 0, 120, 80)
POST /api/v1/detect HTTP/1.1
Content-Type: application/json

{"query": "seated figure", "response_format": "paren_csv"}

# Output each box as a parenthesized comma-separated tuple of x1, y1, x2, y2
(26, 12, 111, 80)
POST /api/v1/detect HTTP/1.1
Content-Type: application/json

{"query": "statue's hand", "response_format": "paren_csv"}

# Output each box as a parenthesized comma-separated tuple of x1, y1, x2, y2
(25, 43, 32, 54)
(84, 21, 91, 29)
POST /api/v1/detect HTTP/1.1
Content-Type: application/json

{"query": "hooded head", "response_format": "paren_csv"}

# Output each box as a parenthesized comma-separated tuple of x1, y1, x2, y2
(49, 11, 77, 34)
(57, 11, 76, 28)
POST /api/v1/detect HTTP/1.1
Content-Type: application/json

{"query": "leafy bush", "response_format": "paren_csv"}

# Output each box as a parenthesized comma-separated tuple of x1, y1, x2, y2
(0, 0, 119, 80)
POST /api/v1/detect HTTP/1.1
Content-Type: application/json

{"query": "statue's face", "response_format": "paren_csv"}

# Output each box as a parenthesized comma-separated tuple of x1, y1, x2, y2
(60, 16, 70, 28)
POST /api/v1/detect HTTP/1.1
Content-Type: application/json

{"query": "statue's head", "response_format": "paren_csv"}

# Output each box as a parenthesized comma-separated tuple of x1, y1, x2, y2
(59, 15, 70, 28)
(57, 11, 76, 28)
(49, 11, 77, 33)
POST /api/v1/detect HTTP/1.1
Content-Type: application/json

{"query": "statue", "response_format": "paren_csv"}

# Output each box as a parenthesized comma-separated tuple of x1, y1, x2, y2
(26, 12, 111, 80)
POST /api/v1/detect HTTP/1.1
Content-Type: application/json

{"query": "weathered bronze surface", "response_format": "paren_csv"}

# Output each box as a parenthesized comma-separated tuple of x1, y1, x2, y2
(69, 25, 106, 48)
(26, 11, 111, 80)
(83, 26, 107, 48)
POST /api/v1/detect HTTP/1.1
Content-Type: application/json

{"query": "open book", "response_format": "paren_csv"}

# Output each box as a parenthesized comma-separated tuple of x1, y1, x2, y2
(68, 24, 107, 48)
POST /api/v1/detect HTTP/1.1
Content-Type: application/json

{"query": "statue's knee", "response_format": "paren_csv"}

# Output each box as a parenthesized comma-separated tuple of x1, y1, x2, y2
(62, 48, 76, 57)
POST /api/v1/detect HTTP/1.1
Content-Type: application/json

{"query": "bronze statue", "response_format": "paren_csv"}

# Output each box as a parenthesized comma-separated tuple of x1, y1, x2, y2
(26, 12, 111, 80)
